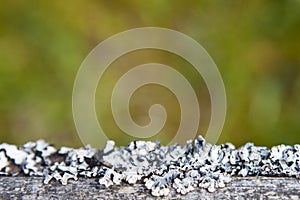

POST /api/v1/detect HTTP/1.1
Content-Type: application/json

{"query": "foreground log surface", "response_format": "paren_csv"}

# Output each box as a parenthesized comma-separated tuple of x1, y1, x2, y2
(1, 176, 300, 199)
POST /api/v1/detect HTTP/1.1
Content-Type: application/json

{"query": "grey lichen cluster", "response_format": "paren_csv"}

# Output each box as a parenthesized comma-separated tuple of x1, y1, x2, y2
(1, 136, 300, 197)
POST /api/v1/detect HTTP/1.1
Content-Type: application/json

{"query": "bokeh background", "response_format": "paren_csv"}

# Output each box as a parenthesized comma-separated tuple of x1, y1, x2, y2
(1, 1, 300, 148)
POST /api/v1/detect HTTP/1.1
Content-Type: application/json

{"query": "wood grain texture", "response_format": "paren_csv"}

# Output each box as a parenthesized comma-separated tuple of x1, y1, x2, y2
(1, 176, 300, 199)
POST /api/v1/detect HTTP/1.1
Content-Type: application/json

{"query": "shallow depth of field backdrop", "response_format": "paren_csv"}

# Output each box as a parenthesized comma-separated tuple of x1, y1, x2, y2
(0, 1, 300, 148)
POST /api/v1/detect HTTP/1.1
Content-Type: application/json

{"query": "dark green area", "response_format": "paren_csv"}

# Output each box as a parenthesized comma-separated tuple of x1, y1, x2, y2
(0, 1, 300, 147)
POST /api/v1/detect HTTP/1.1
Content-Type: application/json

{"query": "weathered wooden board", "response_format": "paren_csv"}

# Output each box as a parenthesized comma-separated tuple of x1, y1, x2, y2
(1, 176, 300, 199)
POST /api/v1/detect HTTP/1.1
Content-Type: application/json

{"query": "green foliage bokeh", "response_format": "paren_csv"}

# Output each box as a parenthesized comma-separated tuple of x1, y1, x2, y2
(0, 1, 300, 147)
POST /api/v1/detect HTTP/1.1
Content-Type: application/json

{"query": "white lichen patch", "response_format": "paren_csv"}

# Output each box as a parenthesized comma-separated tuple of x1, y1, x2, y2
(1, 137, 300, 197)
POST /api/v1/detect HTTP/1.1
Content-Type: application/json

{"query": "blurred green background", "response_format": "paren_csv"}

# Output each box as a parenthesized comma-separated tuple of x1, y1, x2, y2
(1, 1, 300, 148)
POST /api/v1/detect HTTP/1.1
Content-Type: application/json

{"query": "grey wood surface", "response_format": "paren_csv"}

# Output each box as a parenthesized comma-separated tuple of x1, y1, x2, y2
(1, 176, 300, 199)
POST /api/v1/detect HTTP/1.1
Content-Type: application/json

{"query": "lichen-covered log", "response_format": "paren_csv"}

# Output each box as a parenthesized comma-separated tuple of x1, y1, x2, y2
(2, 138, 300, 197)
(1, 176, 300, 199)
